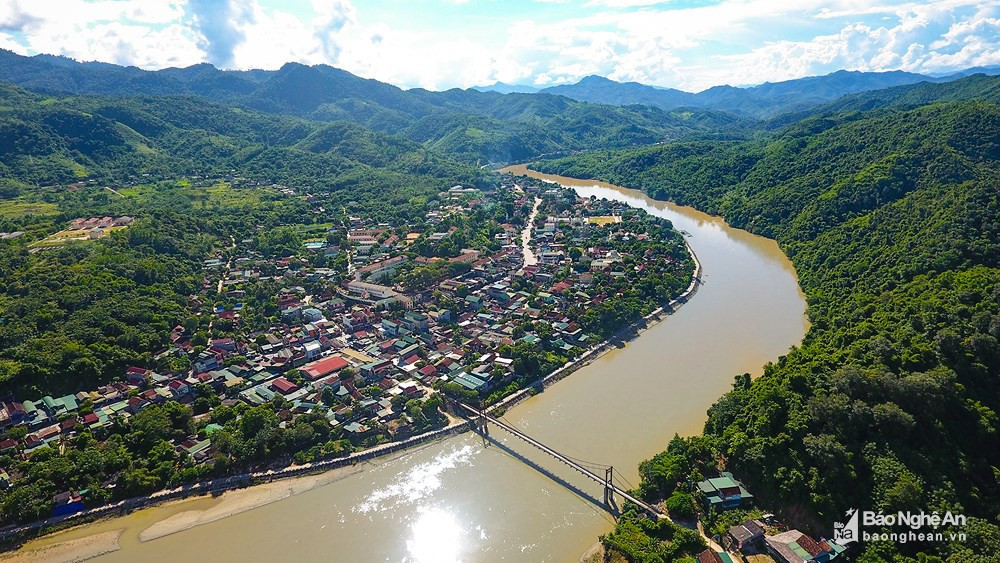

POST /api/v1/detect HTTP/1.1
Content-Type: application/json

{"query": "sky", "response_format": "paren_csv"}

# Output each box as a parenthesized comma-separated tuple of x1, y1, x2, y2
(0, 0, 998, 92)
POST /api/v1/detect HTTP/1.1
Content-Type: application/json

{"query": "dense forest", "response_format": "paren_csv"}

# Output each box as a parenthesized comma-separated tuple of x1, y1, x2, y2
(2, 51, 999, 559)
(536, 78, 1000, 561)
(0, 82, 495, 397)
(0, 50, 747, 164)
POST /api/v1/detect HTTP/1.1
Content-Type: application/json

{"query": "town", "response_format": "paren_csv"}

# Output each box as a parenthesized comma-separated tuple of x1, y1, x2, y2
(0, 174, 695, 525)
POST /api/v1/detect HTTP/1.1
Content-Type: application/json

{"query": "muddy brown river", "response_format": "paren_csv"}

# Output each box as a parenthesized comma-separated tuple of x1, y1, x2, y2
(19, 167, 808, 562)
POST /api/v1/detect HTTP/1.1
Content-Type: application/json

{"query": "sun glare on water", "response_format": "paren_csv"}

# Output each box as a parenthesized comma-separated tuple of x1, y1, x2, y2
(406, 507, 464, 563)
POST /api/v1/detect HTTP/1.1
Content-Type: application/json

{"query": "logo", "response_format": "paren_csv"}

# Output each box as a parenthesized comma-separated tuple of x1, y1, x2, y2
(832, 508, 967, 546)
(834, 508, 859, 545)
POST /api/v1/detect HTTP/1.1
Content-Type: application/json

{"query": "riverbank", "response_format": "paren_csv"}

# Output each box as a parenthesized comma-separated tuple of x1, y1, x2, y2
(8, 166, 808, 562)
(489, 238, 701, 416)
(12, 238, 702, 560)
(7, 173, 706, 562)
(3, 418, 474, 554)
(0, 530, 123, 563)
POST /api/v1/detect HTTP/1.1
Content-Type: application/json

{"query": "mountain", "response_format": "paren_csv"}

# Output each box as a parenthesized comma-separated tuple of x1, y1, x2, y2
(0, 50, 750, 165)
(929, 65, 1000, 79)
(472, 82, 539, 94)
(539, 69, 951, 117)
(0, 82, 484, 194)
(534, 88, 1000, 562)
(767, 73, 1000, 128)
(540, 75, 696, 108)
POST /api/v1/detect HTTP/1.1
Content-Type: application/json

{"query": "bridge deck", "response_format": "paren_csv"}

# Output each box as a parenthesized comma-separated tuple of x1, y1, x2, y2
(457, 403, 662, 517)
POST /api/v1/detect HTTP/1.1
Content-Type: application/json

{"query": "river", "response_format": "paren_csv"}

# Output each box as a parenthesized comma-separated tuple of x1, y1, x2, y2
(18, 167, 808, 562)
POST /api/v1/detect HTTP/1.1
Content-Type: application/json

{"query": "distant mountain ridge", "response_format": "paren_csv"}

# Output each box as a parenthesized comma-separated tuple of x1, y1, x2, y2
(3, 48, 998, 161)
(472, 82, 539, 94)
(536, 69, 1000, 117)
(0, 50, 748, 165)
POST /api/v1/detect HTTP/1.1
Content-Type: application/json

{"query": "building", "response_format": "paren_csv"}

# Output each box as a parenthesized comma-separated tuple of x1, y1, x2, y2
(697, 472, 754, 511)
(727, 520, 765, 552)
(765, 530, 845, 563)
(302, 356, 349, 381)
(347, 280, 396, 300)
(303, 341, 323, 360)
(695, 550, 736, 563)
(356, 255, 408, 281)
(270, 377, 299, 395)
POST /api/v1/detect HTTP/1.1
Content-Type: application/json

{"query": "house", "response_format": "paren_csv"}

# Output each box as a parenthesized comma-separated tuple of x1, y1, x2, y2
(539, 250, 564, 265)
(0, 402, 26, 428)
(382, 319, 400, 337)
(168, 380, 190, 397)
(695, 550, 735, 563)
(361, 359, 394, 381)
(51, 490, 85, 517)
(210, 338, 237, 352)
(417, 364, 437, 380)
(302, 307, 324, 322)
(398, 380, 425, 398)
(302, 356, 349, 381)
(401, 311, 429, 332)
(343, 421, 371, 436)
(194, 349, 222, 373)
(326, 298, 346, 313)
(126, 367, 150, 386)
(303, 340, 323, 360)
(727, 520, 765, 552)
(271, 377, 299, 395)
(765, 530, 844, 563)
(697, 472, 754, 510)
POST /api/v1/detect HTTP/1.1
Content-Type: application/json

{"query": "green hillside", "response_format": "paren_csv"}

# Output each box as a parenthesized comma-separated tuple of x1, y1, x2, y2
(0, 51, 750, 165)
(0, 84, 485, 198)
(536, 99, 1000, 561)
(0, 84, 487, 397)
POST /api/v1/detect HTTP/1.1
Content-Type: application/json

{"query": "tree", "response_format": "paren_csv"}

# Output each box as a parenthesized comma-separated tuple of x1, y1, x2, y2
(665, 491, 695, 520)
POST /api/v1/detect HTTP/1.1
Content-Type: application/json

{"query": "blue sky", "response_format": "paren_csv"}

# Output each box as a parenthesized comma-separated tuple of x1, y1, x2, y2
(1, 1, 998, 91)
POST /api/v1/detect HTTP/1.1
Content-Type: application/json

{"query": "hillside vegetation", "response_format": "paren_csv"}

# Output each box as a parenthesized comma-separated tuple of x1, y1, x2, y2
(0, 51, 747, 164)
(0, 83, 487, 397)
(536, 92, 1000, 561)
(1, 52, 998, 559)
(538, 69, 948, 118)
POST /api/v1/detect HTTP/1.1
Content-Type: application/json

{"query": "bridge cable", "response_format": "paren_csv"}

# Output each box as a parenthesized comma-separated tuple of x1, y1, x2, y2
(613, 473, 639, 493)
(493, 413, 612, 471)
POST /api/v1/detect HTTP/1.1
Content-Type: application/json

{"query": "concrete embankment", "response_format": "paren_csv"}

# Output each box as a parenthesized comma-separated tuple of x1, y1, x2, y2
(0, 419, 474, 544)
(489, 240, 702, 415)
(2, 240, 702, 548)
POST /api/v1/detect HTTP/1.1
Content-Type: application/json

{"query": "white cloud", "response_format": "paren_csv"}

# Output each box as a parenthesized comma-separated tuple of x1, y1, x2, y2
(695, 1, 1000, 88)
(2, 0, 999, 91)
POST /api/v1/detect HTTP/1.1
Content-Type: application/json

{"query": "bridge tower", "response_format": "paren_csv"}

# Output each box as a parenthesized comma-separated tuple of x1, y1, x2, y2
(604, 466, 614, 506)
(478, 401, 489, 435)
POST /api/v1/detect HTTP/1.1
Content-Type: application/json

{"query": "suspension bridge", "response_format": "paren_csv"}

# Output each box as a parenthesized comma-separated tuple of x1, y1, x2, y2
(453, 401, 663, 517)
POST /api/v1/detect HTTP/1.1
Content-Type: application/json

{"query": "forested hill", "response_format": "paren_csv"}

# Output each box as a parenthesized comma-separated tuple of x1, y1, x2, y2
(535, 94, 1000, 560)
(0, 83, 486, 397)
(0, 83, 482, 190)
(537, 69, 945, 118)
(0, 50, 747, 164)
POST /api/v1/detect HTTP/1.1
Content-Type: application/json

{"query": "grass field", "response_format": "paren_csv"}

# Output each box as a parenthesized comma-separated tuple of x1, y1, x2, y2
(28, 225, 128, 249)
(0, 201, 60, 219)
(587, 215, 622, 226)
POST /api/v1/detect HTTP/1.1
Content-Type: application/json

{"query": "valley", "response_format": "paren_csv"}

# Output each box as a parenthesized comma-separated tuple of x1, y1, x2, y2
(0, 47, 997, 563)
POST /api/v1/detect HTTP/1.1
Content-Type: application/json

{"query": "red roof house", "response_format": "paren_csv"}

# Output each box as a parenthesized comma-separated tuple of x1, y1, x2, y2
(271, 377, 299, 395)
(302, 356, 349, 380)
